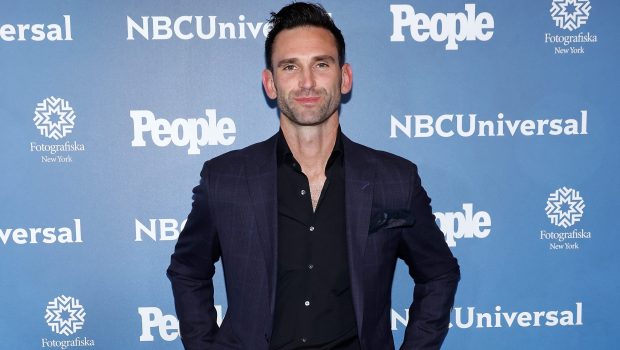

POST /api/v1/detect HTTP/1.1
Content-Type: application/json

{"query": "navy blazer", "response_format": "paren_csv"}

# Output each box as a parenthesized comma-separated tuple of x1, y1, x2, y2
(167, 133, 460, 350)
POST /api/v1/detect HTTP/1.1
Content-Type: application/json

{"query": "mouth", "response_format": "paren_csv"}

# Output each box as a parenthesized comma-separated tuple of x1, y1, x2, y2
(294, 96, 321, 105)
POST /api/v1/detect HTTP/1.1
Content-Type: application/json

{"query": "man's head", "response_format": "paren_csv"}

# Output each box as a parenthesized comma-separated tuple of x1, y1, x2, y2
(262, 2, 352, 128)
(265, 2, 346, 71)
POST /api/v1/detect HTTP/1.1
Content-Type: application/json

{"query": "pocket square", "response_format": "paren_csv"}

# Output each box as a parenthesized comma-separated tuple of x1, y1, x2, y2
(368, 209, 415, 234)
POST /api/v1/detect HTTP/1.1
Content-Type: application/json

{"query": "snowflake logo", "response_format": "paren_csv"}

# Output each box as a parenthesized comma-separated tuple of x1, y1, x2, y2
(44, 295, 86, 336)
(33, 96, 76, 140)
(550, 0, 591, 31)
(545, 187, 585, 228)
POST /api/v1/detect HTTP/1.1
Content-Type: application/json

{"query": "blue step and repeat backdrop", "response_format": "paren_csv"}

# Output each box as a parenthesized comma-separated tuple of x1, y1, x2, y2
(2, 0, 619, 349)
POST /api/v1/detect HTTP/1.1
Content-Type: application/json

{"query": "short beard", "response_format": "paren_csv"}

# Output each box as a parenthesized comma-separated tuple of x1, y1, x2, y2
(277, 88, 340, 127)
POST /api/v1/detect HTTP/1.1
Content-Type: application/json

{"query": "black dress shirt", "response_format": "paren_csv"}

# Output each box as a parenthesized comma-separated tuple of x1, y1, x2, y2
(270, 131, 360, 350)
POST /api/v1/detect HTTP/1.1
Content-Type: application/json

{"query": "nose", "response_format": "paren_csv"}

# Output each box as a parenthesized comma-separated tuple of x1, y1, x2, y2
(299, 68, 316, 90)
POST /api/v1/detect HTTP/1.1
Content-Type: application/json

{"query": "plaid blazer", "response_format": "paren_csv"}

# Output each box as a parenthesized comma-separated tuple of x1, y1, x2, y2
(167, 132, 460, 350)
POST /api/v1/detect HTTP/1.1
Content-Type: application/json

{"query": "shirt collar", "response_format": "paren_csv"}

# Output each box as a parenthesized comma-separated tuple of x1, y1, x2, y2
(276, 128, 344, 170)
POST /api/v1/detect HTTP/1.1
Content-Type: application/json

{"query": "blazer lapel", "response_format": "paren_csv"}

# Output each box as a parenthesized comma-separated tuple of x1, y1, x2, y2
(243, 134, 279, 317)
(343, 135, 375, 336)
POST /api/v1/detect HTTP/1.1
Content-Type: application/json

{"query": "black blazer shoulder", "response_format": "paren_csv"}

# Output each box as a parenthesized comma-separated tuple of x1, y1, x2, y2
(200, 133, 278, 175)
(341, 133, 420, 180)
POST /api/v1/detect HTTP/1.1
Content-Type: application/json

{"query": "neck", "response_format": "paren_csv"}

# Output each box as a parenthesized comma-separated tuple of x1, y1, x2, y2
(280, 115, 339, 175)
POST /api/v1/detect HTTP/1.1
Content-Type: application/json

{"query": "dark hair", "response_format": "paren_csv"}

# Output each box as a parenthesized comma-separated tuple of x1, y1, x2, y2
(265, 2, 346, 70)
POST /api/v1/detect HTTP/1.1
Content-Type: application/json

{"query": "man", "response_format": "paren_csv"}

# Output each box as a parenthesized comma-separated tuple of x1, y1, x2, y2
(167, 3, 459, 349)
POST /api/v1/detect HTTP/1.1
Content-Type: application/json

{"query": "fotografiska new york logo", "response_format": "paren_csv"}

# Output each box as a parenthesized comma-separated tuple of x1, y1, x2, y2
(545, 187, 585, 228)
(34, 96, 76, 140)
(30, 96, 86, 163)
(44, 295, 86, 336)
(550, 0, 591, 31)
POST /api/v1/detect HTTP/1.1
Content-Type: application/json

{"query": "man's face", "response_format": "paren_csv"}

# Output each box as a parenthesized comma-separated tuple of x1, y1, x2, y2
(262, 26, 352, 127)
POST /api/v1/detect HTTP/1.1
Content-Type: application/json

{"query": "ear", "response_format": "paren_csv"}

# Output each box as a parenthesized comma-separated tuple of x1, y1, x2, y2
(340, 63, 352, 94)
(262, 69, 278, 100)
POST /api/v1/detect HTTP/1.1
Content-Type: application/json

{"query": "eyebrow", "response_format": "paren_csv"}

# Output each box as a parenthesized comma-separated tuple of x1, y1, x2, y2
(276, 55, 337, 68)
(276, 58, 299, 67)
(313, 55, 336, 63)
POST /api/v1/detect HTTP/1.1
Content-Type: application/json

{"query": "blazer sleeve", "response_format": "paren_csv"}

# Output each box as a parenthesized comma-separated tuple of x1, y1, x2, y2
(167, 161, 222, 349)
(397, 165, 460, 350)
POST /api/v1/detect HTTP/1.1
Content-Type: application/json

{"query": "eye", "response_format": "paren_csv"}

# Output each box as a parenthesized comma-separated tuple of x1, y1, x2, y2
(282, 64, 297, 71)
(316, 62, 329, 69)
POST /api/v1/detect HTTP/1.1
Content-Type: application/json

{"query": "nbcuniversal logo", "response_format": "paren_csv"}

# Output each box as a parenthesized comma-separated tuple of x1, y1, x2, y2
(126, 15, 272, 40)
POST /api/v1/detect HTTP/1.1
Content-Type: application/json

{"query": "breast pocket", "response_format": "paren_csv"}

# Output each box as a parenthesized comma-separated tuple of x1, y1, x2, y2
(368, 209, 415, 234)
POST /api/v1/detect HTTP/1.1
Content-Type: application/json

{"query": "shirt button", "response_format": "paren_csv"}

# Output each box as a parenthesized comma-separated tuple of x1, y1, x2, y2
(300, 337, 307, 343)
(308, 264, 314, 270)
(300, 189, 306, 195)
(309, 226, 314, 232)
(304, 300, 310, 307)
